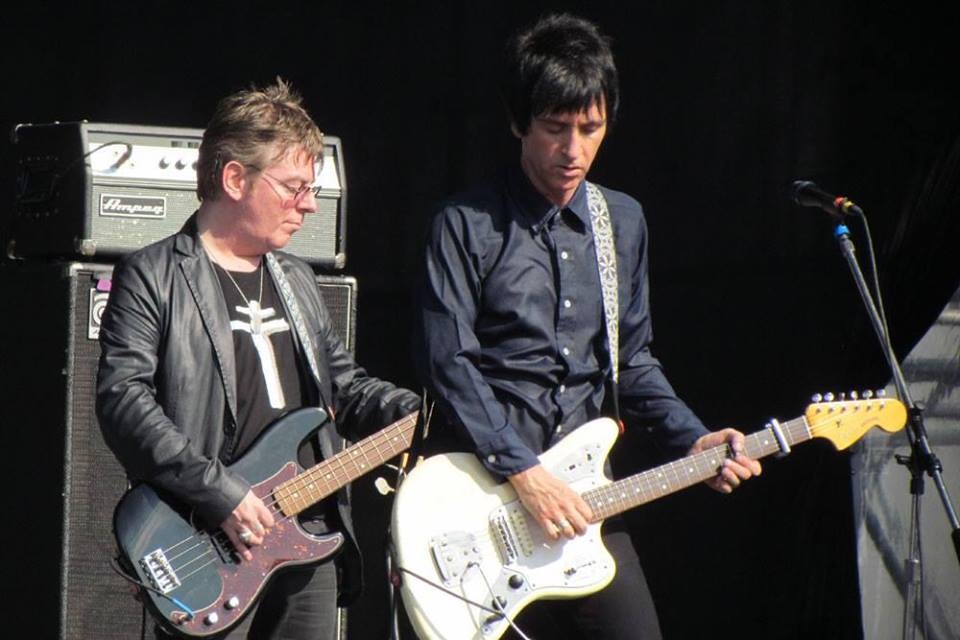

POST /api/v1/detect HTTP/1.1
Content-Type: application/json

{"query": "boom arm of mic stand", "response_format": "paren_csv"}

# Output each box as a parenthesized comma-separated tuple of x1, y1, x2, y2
(832, 223, 960, 568)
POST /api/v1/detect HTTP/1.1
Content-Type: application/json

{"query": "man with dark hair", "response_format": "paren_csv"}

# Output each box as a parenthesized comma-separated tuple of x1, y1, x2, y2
(414, 14, 760, 638)
(97, 79, 419, 639)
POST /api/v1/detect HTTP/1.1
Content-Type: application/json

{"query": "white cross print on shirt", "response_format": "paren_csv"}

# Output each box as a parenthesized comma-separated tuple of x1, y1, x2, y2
(230, 300, 291, 408)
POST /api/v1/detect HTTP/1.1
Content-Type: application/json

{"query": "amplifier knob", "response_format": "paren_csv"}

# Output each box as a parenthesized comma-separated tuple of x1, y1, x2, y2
(175, 158, 189, 170)
(159, 157, 170, 169)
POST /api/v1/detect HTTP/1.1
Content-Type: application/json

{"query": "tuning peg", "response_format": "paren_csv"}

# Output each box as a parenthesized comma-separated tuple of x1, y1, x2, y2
(877, 389, 887, 398)
(824, 392, 835, 402)
(849, 390, 859, 399)
(840, 392, 847, 400)
(811, 392, 823, 403)
(863, 390, 873, 398)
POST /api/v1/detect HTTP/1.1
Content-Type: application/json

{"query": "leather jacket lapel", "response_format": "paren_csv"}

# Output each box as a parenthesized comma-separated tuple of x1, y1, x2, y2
(180, 248, 239, 424)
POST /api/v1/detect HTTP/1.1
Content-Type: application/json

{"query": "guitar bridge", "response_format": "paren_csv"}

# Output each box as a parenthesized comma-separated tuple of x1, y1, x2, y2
(429, 532, 480, 585)
(140, 548, 182, 594)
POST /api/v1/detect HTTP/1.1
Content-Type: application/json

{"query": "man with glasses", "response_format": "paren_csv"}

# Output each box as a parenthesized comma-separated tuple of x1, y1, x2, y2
(97, 79, 419, 639)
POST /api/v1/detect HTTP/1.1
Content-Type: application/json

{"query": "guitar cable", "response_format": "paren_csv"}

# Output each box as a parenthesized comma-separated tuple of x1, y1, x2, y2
(395, 562, 532, 640)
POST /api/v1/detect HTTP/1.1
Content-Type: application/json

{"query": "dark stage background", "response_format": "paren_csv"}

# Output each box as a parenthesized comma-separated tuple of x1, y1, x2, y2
(2, 2, 959, 639)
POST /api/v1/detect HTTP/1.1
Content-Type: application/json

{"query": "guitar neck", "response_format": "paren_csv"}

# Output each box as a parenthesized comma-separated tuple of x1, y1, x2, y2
(274, 412, 419, 516)
(583, 416, 811, 522)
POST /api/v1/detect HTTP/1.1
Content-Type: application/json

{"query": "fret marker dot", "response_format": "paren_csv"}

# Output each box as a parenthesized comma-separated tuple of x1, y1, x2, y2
(661, 484, 667, 490)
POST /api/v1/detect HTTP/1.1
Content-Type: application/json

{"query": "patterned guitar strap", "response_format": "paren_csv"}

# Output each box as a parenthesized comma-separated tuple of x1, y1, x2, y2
(585, 182, 623, 429)
(265, 252, 334, 422)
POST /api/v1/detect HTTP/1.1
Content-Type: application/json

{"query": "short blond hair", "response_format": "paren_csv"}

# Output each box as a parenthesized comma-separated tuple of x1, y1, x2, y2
(196, 78, 323, 201)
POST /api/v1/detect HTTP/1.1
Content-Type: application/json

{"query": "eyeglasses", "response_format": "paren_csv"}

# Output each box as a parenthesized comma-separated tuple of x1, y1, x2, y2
(257, 170, 321, 206)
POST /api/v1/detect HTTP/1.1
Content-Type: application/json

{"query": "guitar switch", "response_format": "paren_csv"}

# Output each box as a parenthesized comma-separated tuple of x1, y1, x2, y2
(225, 596, 240, 610)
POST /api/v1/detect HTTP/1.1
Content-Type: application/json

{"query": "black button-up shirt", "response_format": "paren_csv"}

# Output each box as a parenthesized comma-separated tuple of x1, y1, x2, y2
(415, 165, 707, 477)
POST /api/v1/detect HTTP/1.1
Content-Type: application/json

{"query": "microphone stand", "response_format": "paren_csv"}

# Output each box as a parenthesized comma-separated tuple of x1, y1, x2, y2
(830, 220, 960, 640)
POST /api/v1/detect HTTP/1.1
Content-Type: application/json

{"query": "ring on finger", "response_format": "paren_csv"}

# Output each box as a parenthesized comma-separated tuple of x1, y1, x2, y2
(238, 528, 253, 544)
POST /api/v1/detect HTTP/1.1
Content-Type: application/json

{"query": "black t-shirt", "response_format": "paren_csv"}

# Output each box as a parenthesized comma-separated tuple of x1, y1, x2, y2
(213, 261, 336, 531)
(213, 262, 309, 458)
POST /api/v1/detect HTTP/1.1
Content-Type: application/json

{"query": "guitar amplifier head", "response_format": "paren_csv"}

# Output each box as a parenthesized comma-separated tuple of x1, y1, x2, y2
(8, 121, 347, 268)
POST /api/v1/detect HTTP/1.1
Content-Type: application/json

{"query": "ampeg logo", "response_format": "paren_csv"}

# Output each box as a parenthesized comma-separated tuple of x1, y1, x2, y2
(88, 289, 111, 340)
(99, 194, 167, 218)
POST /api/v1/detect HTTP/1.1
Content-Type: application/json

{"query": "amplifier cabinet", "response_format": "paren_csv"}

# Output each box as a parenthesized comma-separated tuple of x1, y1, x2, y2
(0, 261, 357, 638)
(9, 121, 347, 268)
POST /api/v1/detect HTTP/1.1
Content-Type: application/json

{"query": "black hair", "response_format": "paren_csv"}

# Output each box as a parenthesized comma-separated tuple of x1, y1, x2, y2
(502, 13, 619, 134)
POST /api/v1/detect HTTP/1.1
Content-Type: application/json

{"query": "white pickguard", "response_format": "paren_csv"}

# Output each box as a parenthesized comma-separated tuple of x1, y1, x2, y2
(391, 418, 620, 640)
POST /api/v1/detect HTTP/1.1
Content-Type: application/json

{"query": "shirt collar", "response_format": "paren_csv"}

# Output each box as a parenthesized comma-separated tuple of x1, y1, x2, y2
(506, 163, 591, 231)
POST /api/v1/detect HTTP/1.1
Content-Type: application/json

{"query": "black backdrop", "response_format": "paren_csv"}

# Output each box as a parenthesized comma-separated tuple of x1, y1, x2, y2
(3, 2, 959, 638)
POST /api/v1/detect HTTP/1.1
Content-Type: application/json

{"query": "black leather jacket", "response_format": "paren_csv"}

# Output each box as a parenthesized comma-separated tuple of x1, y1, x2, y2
(96, 215, 418, 599)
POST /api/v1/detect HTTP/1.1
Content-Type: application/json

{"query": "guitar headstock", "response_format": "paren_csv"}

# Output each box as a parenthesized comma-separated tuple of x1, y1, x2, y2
(805, 391, 907, 450)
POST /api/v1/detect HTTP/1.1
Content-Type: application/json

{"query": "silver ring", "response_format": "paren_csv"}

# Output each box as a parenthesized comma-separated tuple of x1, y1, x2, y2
(557, 519, 571, 530)
(238, 528, 253, 544)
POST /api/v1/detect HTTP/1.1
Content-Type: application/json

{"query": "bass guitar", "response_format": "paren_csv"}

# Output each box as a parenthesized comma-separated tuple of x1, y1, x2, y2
(113, 407, 418, 637)
(391, 397, 906, 640)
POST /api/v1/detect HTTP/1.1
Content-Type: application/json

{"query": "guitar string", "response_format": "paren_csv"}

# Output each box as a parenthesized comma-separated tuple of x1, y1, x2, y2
(446, 414, 819, 547)
(148, 416, 417, 579)
(151, 407, 879, 586)
(167, 406, 886, 611)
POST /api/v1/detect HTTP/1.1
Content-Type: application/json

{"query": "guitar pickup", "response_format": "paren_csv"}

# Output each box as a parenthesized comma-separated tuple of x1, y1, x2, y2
(140, 549, 182, 594)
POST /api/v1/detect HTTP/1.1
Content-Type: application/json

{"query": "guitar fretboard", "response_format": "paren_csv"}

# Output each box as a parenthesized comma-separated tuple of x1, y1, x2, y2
(273, 412, 419, 516)
(582, 416, 811, 522)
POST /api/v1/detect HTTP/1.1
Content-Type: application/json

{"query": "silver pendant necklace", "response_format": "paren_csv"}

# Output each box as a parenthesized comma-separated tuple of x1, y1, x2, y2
(220, 260, 264, 307)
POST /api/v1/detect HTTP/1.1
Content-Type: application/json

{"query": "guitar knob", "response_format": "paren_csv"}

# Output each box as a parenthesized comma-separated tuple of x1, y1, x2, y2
(204, 612, 219, 626)
(508, 574, 525, 589)
(225, 596, 240, 610)
(491, 596, 507, 610)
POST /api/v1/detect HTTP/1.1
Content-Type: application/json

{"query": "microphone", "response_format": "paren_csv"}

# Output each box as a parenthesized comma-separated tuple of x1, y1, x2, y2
(790, 180, 863, 217)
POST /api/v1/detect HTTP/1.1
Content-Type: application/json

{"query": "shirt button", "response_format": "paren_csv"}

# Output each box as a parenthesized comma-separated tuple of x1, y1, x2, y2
(557, 423, 564, 433)
(487, 454, 496, 463)
(560, 251, 569, 260)
(562, 347, 570, 356)
(563, 299, 572, 308)
(559, 384, 566, 394)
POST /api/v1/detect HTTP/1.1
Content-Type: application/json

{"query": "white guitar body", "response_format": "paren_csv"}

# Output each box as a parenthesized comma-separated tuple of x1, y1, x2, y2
(392, 418, 620, 640)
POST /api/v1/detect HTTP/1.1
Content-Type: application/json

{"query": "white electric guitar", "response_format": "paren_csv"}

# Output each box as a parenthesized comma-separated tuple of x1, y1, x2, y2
(391, 397, 906, 640)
